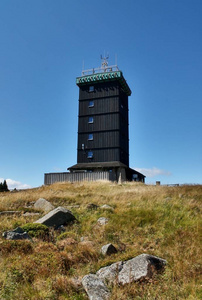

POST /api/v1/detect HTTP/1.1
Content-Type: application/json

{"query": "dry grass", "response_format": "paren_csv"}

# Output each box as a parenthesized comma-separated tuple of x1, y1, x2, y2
(0, 181, 201, 299)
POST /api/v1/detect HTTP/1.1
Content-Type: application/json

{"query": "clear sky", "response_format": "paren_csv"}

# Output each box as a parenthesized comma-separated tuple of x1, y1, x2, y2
(0, 0, 201, 189)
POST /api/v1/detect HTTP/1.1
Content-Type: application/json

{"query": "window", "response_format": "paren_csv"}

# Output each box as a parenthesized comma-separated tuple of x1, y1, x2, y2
(88, 133, 93, 140)
(89, 86, 94, 92)
(88, 116, 94, 123)
(88, 100, 94, 107)
(87, 151, 93, 158)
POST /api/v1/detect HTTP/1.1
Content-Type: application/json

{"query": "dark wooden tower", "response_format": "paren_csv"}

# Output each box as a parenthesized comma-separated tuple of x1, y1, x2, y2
(69, 57, 145, 182)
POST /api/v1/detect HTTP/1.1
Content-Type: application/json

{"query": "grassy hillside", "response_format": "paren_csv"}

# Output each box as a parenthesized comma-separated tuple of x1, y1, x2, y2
(0, 181, 201, 299)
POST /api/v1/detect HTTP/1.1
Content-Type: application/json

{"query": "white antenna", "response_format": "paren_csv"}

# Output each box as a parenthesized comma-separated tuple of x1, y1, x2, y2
(100, 53, 109, 71)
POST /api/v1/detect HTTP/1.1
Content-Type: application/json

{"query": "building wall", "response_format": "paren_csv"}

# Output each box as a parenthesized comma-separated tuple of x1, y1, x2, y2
(44, 172, 115, 185)
(77, 80, 129, 166)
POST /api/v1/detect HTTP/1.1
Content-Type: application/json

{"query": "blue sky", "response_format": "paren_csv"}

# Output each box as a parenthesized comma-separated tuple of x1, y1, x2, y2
(0, 0, 201, 189)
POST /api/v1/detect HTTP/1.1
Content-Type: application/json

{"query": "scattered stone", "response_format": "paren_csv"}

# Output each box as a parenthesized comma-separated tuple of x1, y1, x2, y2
(97, 217, 109, 225)
(100, 204, 114, 211)
(87, 203, 99, 210)
(82, 254, 167, 299)
(118, 254, 167, 285)
(2, 227, 31, 240)
(101, 243, 117, 256)
(82, 274, 111, 300)
(23, 212, 40, 216)
(34, 206, 76, 228)
(34, 198, 54, 212)
(96, 261, 123, 285)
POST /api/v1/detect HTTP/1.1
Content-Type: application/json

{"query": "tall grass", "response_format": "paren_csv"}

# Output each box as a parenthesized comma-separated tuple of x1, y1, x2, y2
(0, 182, 201, 299)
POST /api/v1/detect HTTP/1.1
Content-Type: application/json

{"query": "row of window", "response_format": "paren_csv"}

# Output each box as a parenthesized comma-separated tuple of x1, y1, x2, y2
(87, 88, 94, 159)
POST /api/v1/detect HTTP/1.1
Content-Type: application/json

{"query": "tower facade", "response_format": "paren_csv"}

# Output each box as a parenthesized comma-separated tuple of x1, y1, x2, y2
(77, 67, 130, 166)
(68, 57, 145, 182)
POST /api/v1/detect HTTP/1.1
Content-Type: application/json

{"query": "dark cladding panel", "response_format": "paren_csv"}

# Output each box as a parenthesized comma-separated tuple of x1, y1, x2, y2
(78, 148, 120, 164)
(78, 131, 120, 149)
(78, 114, 120, 132)
(79, 81, 119, 100)
(79, 97, 119, 116)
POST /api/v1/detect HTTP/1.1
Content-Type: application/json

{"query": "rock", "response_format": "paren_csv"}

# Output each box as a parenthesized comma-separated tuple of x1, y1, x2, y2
(34, 206, 76, 228)
(82, 274, 111, 300)
(87, 203, 99, 210)
(101, 243, 117, 256)
(97, 217, 109, 225)
(118, 254, 167, 285)
(23, 212, 40, 216)
(96, 261, 123, 285)
(100, 204, 114, 211)
(2, 227, 31, 240)
(34, 198, 54, 212)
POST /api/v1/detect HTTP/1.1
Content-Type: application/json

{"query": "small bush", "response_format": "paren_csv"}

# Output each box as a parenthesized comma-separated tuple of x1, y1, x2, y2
(21, 223, 49, 238)
(57, 231, 77, 241)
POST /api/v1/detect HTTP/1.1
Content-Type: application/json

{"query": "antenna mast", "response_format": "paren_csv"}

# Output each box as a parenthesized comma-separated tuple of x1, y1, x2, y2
(100, 54, 109, 72)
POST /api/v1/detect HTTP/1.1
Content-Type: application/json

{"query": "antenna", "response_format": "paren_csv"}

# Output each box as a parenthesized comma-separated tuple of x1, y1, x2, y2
(100, 53, 109, 71)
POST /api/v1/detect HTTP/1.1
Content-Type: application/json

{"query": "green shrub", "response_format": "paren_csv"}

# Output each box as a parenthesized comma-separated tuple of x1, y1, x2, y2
(57, 231, 77, 241)
(21, 223, 49, 238)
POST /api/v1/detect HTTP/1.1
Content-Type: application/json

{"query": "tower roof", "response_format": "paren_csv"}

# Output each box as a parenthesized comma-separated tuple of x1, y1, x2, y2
(76, 64, 132, 96)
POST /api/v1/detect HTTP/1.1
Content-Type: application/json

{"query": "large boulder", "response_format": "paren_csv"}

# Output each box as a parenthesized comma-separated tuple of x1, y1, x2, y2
(82, 274, 111, 300)
(2, 227, 31, 240)
(96, 261, 123, 285)
(118, 254, 167, 285)
(101, 243, 117, 256)
(34, 198, 54, 212)
(34, 206, 76, 228)
(82, 254, 167, 299)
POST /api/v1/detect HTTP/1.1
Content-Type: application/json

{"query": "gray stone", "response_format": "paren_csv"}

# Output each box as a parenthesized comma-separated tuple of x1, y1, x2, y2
(34, 206, 76, 228)
(3, 227, 31, 240)
(97, 217, 109, 225)
(23, 212, 40, 216)
(101, 243, 117, 256)
(118, 254, 167, 285)
(34, 198, 54, 212)
(82, 274, 111, 300)
(96, 261, 123, 285)
(100, 204, 114, 211)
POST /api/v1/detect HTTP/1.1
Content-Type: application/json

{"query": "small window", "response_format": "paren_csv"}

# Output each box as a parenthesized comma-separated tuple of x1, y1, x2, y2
(89, 86, 94, 92)
(88, 133, 93, 140)
(88, 116, 94, 123)
(88, 101, 94, 107)
(87, 151, 93, 158)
